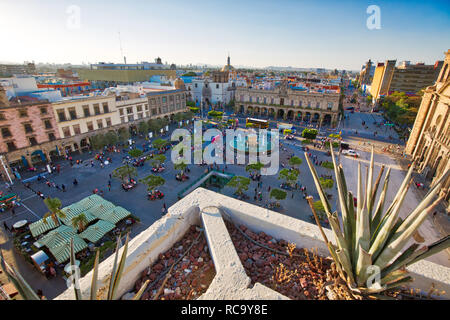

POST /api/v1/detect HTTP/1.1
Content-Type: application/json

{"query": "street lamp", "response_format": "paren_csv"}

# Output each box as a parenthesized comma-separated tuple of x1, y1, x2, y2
(0, 155, 13, 184)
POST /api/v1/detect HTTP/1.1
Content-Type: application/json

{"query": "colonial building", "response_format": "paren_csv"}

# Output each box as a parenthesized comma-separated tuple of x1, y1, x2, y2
(192, 56, 238, 109)
(405, 49, 450, 202)
(235, 80, 340, 127)
(0, 86, 61, 174)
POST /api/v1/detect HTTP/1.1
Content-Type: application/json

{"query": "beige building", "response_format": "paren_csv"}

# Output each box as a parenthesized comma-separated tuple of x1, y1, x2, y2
(235, 81, 340, 126)
(370, 59, 444, 101)
(406, 50, 450, 202)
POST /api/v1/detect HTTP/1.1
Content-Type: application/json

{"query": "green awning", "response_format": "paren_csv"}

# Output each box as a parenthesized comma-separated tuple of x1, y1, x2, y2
(87, 201, 116, 219)
(97, 207, 131, 224)
(48, 235, 88, 264)
(36, 225, 76, 248)
(79, 220, 115, 243)
(60, 211, 97, 227)
(29, 217, 61, 238)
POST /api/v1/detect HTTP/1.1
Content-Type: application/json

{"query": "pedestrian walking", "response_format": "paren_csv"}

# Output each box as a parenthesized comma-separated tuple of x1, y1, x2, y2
(11, 207, 15, 215)
(3, 221, 9, 232)
(73, 178, 78, 186)
(62, 184, 66, 192)
(108, 182, 111, 191)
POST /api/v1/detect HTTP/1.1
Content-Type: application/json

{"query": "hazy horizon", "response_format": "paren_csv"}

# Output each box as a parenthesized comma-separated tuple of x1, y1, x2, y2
(1, 0, 449, 70)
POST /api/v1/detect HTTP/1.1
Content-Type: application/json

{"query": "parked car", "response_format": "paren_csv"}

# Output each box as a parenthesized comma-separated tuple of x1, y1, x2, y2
(342, 149, 359, 157)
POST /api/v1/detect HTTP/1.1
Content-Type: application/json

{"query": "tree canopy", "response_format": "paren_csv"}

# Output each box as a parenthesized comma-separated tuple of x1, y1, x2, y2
(278, 168, 299, 186)
(139, 175, 165, 192)
(152, 138, 169, 150)
(43, 197, 65, 225)
(270, 189, 287, 201)
(128, 148, 143, 158)
(226, 176, 250, 195)
(112, 165, 137, 183)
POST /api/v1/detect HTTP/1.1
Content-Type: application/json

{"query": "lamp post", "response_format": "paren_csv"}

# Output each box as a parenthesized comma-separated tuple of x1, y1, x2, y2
(0, 155, 13, 184)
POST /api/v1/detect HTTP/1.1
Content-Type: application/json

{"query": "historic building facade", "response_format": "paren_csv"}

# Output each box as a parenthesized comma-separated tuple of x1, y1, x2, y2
(405, 50, 450, 202)
(235, 81, 340, 126)
(0, 85, 188, 181)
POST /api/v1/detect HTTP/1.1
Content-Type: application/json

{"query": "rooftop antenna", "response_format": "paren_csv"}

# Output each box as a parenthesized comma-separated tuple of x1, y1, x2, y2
(118, 31, 126, 64)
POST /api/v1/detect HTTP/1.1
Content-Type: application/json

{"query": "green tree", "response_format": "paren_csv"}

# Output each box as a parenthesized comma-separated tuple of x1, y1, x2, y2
(128, 148, 143, 158)
(138, 121, 149, 135)
(289, 156, 303, 172)
(278, 168, 299, 187)
(152, 138, 169, 150)
(112, 165, 137, 183)
(90, 134, 106, 150)
(72, 213, 88, 232)
(174, 161, 187, 176)
(43, 197, 65, 226)
(269, 189, 287, 203)
(118, 128, 130, 142)
(139, 175, 165, 193)
(321, 161, 334, 170)
(301, 128, 318, 139)
(226, 176, 251, 196)
(104, 131, 118, 145)
(150, 154, 166, 168)
(319, 177, 334, 189)
(245, 162, 264, 175)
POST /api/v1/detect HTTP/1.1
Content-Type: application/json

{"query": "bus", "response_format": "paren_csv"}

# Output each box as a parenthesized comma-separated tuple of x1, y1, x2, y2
(246, 118, 269, 129)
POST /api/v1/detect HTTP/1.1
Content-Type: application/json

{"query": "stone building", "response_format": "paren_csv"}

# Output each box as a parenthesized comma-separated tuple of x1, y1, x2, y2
(0, 86, 61, 176)
(405, 49, 450, 202)
(0, 85, 188, 181)
(235, 80, 340, 127)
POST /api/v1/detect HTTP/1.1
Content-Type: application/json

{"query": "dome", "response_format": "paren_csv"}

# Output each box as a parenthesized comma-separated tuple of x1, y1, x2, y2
(174, 77, 185, 90)
(221, 64, 234, 72)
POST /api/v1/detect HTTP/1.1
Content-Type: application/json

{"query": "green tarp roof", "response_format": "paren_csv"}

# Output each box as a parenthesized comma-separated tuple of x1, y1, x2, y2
(96, 207, 131, 224)
(48, 235, 88, 264)
(36, 225, 76, 248)
(60, 211, 97, 227)
(80, 220, 115, 243)
(29, 217, 61, 238)
(86, 201, 116, 219)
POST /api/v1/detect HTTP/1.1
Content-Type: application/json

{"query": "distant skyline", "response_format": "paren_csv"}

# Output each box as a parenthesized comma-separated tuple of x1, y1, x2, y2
(1, 0, 449, 70)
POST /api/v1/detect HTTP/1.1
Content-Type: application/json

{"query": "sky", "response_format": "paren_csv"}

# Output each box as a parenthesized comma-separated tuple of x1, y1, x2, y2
(1, 0, 449, 70)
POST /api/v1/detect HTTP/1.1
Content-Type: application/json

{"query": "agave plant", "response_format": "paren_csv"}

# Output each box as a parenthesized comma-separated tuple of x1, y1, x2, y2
(0, 234, 149, 300)
(305, 144, 450, 295)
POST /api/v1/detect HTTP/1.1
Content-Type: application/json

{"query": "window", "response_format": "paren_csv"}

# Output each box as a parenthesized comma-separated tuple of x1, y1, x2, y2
(249, 97, 252, 102)
(263, 97, 266, 104)
(150, 99, 155, 105)
(97, 119, 103, 129)
(271, 98, 274, 104)
(40, 107, 48, 115)
(0, 113, 5, 120)
(128, 115, 134, 122)
(68, 107, 77, 120)
(152, 108, 157, 115)
(327, 102, 333, 110)
(57, 110, 66, 122)
(93, 104, 100, 115)
(119, 108, 124, 116)
(291, 100, 294, 106)
(106, 117, 112, 127)
(24, 123, 33, 134)
(138, 113, 143, 119)
(316, 102, 320, 109)
(18, 109, 28, 117)
(87, 121, 94, 131)
(102, 102, 109, 113)
(42, 119, 52, 129)
(240, 95, 243, 102)
(146, 112, 150, 117)
(307, 101, 311, 108)
(137, 105, 143, 112)
(195, 83, 198, 88)
(162, 97, 167, 103)
(83, 105, 90, 117)
(121, 117, 126, 124)
(299, 100, 302, 107)
(48, 133, 56, 141)
(280, 98, 284, 106)
(216, 84, 219, 89)
(6, 142, 17, 152)
(28, 137, 38, 146)
(127, 107, 133, 114)
(1, 127, 12, 138)
(72, 124, 80, 135)
(256, 97, 259, 103)
(62, 127, 71, 137)
(145, 104, 149, 110)
(169, 96, 174, 102)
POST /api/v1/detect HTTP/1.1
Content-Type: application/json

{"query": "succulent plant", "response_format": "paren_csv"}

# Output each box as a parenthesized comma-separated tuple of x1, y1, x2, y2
(0, 234, 149, 300)
(305, 144, 450, 295)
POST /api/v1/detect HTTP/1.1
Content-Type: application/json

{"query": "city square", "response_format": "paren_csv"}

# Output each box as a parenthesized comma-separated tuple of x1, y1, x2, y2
(0, 0, 449, 308)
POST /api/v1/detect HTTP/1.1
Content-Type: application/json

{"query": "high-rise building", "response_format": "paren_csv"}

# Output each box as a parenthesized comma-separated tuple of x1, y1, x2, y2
(405, 49, 450, 202)
(370, 59, 444, 101)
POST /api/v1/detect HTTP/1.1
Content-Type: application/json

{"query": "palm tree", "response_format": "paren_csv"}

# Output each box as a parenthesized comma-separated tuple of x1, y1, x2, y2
(43, 197, 65, 226)
(72, 213, 88, 232)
